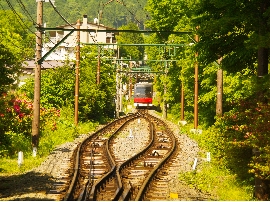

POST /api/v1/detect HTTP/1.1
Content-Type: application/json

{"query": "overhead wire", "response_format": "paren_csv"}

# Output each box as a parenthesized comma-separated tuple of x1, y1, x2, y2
(47, 0, 75, 29)
(120, 0, 143, 26)
(3, 0, 70, 69)
(0, 0, 43, 53)
(47, 0, 98, 44)
(3, 0, 37, 35)
(16, 0, 37, 26)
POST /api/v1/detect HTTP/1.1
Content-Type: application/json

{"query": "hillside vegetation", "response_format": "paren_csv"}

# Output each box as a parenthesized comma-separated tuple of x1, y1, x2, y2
(1, 0, 148, 28)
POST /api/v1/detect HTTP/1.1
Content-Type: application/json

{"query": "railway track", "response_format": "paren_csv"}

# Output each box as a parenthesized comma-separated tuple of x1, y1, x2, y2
(64, 111, 140, 201)
(63, 109, 178, 201)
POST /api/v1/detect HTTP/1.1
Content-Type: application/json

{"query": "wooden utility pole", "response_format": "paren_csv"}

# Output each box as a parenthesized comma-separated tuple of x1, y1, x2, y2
(216, 61, 223, 117)
(74, 19, 80, 125)
(31, 0, 43, 157)
(116, 68, 120, 118)
(181, 80, 184, 121)
(97, 45, 100, 84)
(129, 60, 132, 101)
(194, 33, 199, 129)
(115, 51, 120, 118)
(163, 61, 168, 119)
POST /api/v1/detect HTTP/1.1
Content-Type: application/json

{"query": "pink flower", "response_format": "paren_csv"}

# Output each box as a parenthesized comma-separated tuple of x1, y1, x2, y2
(19, 113, 24, 118)
(13, 105, 20, 113)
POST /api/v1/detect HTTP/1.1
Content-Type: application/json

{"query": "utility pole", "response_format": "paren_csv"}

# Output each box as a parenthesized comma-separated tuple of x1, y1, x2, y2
(115, 50, 120, 118)
(97, 45, 100, 84)
(163, 60, 168, 119)
(74, 19, 80, 125)
(116, 67, 120, 118)
(119, 70, 123, 113)
(181, 79, 185, 121)
(194, 32, 199, 129)
(32, 0, 43, 157)
(216, 58, 223, 117)
(129, 59, 132, 101)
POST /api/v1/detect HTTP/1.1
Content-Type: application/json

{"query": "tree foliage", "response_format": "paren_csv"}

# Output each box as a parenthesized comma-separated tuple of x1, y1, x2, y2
(1, 0, 148, 29)
(20, 62, 75, 108)
(145, 0, 270, 193)
(78, 45, 116, 121)
(193, 0, 270, 73)
(0, 10, 34, 93)
(20, 45, 116, 122)
(116, 22, 145, 60)
(215, 76, 270, 180)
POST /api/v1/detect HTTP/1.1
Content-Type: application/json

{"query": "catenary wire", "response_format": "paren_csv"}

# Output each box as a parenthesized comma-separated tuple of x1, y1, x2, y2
(4, 0, 37, 35)
(16, 0, 37, 26)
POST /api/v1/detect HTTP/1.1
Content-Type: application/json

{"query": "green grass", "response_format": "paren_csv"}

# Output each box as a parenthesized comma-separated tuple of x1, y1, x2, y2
(0, 120, 98, 175)
(179, 163, 254, 200)
(0, 156, 46, 175)
(179, 124, 254, 200)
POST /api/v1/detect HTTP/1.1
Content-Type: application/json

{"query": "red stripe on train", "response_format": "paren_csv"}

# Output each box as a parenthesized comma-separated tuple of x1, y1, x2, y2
(134, 98, 152, 103)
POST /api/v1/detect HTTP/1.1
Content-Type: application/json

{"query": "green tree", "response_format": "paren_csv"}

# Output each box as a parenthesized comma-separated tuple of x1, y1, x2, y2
(0, 10, 34, 93)
(116, 22, 145, 59)
(193, 0, 270, 76)
(1, 0, 148, 29)
(144, 0, 266, 126)
(20, 45, 116, 122)
(79, 45, 116, 121)
(20, 62, 75, 108)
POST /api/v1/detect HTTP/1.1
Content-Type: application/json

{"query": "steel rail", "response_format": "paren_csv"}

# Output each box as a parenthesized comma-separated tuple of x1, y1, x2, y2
(89, 115, 141, 201)
(135, 113, 177, 201)
(63, 113, 137, 200)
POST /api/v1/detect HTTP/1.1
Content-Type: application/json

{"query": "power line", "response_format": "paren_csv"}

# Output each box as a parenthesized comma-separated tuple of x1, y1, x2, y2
(120, 0, 143, 26)
(16, 0, 37, 26)
(4, 0, 36, 35)
(47, 0, 75, 28)
(47, 0, 98, 43)
(1, 0, 43, 50)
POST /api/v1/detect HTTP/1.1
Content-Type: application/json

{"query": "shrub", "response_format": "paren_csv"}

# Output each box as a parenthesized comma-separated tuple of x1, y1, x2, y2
(0, 92, 61, 157)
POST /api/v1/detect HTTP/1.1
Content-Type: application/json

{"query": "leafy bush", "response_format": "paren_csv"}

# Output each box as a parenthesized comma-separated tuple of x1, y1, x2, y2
(0, 92, 61, 157)
(20, 47, 116, 123)
(19, 63, 75, 109)
(38, 108, 98, 156)
(215, 85, 270, 180)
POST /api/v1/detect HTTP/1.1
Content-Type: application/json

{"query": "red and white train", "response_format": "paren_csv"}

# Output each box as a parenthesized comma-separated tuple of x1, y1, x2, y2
(133, 82, 153, 109)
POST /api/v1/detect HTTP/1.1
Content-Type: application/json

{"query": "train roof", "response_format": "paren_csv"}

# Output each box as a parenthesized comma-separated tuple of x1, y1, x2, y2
(135, 82, 153, 86)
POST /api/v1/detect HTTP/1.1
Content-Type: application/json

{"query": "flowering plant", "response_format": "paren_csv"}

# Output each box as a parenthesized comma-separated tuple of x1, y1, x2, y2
(0, 92, 60, 156)
(216, 90, 270, 180)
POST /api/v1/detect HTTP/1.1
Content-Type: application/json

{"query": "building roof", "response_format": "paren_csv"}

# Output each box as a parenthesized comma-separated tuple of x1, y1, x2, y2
(23, 60, 74, 69)
(55, 21, 116, 31)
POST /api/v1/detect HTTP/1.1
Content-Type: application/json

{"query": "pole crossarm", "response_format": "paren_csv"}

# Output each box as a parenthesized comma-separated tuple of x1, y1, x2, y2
(38, 30, 75, 64)
(83, 43, 186, 46)
(119, 71, 165, 74)
(41, 27, 192, 34)
(108, 58, 178, 62)
(131, 66, 151, 71)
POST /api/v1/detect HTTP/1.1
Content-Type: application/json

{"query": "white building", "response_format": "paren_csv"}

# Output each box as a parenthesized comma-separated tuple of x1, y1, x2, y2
(20, 15, 117, 85)
(43, 14, 117, 61)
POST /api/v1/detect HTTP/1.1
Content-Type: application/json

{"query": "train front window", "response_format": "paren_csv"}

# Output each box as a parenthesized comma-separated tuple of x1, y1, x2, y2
(135, 86, 152, 98)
